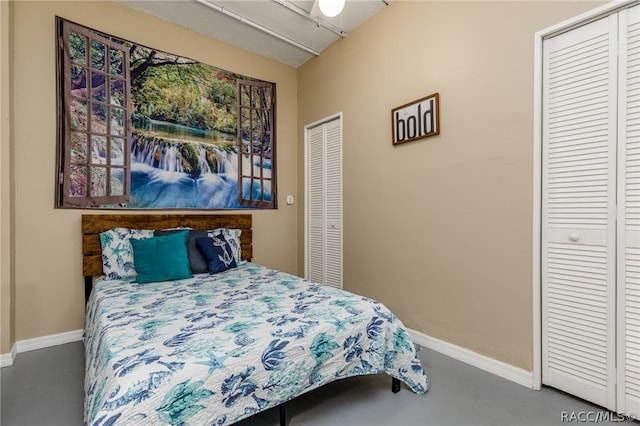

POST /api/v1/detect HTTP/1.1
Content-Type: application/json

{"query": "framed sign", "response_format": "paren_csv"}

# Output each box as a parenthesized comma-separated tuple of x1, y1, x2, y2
(391, 93, 439, 145)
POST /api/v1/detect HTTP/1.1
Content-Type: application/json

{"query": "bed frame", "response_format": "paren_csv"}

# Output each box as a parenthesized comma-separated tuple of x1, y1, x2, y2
(80, 213, 400, 426)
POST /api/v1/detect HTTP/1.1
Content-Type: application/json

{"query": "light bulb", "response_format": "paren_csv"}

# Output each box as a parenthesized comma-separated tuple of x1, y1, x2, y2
(318, 0, 345, 17)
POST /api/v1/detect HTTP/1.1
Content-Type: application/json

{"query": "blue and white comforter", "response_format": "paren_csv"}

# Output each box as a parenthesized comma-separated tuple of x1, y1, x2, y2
(84, 262, 429, 425)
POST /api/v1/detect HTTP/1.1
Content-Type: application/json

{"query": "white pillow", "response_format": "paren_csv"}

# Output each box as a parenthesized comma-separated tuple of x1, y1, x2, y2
(208, 228, 243, 264)
(100, 228, 154, 279)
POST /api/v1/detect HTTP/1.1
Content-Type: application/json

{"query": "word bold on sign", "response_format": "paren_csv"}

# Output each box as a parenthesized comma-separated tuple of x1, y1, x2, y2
(391, 93, 440, 145)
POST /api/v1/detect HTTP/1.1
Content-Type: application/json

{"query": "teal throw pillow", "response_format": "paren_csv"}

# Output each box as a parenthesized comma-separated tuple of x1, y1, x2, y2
(131, 230, 192, 283)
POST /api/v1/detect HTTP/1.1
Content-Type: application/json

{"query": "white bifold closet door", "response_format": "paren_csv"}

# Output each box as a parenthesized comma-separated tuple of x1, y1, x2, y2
(618, 5, 640, 415)
(542, 13, 618, 411)
(305, 116, 343, 288)
(542, 4, 640, 413)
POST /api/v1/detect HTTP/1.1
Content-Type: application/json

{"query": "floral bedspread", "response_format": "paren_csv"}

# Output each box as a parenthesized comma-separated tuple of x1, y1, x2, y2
(84, 262, 429, 425)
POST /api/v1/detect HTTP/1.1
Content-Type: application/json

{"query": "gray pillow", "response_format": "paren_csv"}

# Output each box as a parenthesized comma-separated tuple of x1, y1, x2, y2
(154, 229, 209, 274)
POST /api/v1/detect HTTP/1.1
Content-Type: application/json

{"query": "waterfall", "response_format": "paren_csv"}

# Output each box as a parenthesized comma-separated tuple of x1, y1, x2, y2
(160, 145, 183, 173)
(195, 145, 212, 174)
(132, 133, 237, 176)
(128, 132, 268, 209)
(216, 150, 238, 175)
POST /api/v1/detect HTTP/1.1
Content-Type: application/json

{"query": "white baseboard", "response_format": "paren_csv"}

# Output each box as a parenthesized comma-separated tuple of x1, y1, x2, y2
(0, 329, 82, 368)
(408, 328, 535, 389)
(0, 344, 16, 368)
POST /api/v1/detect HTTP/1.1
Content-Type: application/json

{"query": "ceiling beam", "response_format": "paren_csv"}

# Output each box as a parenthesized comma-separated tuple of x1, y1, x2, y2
(194, 0, 320, 56)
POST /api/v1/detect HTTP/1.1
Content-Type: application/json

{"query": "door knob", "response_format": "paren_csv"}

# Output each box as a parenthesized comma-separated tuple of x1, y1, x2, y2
(568, 233, 580, 242)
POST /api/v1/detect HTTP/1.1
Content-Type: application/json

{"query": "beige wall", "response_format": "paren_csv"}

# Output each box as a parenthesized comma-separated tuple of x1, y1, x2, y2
(7, 0, 299, 344)
(298, 1, 603, 370)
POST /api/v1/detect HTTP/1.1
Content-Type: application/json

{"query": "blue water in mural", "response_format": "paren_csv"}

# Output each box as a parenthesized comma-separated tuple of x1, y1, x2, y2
(127, 132, 271, 209)
(130, 164, 241, 209)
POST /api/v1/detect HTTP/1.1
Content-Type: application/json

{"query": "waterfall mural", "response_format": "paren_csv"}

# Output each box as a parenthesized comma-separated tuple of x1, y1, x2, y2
(55, 18, 276, 210)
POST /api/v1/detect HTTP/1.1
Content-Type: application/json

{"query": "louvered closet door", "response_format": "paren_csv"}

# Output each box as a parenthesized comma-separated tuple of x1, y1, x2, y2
(542, 14, 618, 410)
(323, 118, 343, 288)
(305, 116, 343, 288)
(307, 125, 325, 284)
(618, 4, 640, 415)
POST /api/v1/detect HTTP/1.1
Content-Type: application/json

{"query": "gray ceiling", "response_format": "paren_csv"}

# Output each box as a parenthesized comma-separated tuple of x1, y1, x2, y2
(116, 0, 391, 68)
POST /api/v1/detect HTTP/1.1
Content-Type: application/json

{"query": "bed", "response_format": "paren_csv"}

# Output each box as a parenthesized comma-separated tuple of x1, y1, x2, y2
(82, 214, 429, 426)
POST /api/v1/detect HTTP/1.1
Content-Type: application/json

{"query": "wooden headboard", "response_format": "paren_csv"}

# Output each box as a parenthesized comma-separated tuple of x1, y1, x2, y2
(82, 214, 252, 300)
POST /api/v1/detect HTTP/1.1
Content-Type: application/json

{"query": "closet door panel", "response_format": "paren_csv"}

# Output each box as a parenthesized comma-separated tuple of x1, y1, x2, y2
(542, 14, 618, 410)
(618, 4, 640, 414)
(323, 118, 342, 288)
(307, 125, 325, 284)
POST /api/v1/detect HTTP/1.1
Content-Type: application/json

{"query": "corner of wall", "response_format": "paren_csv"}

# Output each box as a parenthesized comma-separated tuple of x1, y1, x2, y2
(0, 344, 16, 368)
(1, 0, 16, 356)
(1, 329, 83, 369)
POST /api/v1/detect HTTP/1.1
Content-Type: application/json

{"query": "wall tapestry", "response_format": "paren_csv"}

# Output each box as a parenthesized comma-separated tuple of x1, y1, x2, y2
(55, 17, 276, 210)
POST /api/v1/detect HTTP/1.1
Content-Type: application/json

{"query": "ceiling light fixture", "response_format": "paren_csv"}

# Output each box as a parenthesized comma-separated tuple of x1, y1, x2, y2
(274, 0, 347, 37)
(318, 0, 345, 17)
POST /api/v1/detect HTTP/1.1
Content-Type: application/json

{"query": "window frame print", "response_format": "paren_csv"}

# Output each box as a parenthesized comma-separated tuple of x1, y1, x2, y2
(236, 79, 277, 209)
(56, 17, 132, 208)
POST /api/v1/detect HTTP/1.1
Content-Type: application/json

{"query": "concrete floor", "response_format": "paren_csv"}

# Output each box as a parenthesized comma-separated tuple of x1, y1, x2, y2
(0, 342, 635, 425)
